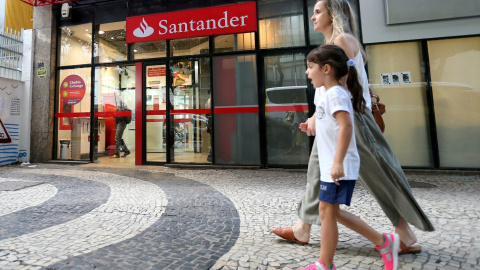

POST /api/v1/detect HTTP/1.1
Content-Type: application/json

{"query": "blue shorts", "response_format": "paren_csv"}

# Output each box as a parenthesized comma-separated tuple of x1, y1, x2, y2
(319, 181, 356, 206)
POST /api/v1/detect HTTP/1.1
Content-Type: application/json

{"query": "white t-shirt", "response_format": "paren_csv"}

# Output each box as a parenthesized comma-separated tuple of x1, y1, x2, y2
(314, 85, 360, 182)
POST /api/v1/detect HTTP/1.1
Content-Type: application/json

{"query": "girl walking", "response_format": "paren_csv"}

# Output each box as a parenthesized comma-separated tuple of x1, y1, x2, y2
(299, 44, 399, 270)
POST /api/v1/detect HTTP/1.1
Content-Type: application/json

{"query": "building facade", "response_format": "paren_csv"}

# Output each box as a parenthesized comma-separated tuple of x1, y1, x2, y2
(29, 0, 480, 169)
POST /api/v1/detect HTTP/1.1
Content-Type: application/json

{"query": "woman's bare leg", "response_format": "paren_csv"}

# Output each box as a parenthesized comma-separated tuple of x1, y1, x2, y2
(395, 217, 417, 246)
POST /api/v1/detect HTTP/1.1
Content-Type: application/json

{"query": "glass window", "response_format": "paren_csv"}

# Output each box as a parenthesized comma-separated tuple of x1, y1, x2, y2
(95, 21, 128, 63)
(55, 68, 92, 160)
(131, 41, 167, 60)
(366, 42, 433, 167)
(258, 0, 305, 49)
(428, 37, 480, 168)
(170, 37, 209, 56)
(213, 55, 260, 165)
(264, 53, 309, 166)
(58, 24, 93, 66)
(306, 0, 361, 46)
(93, 65, 136, 163)
(214, 32, 255, 53)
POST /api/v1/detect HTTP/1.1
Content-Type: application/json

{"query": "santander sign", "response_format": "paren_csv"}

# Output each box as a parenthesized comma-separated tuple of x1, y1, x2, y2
(126, 2, 257, 44)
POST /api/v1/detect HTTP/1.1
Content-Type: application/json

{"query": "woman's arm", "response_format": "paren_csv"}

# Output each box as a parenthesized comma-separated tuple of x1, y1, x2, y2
(331, 110, 353, 184)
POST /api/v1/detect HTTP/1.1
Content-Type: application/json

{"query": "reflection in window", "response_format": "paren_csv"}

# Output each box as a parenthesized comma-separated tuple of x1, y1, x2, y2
(95, 22, 128, 63)
(258, 0, 305, 49)
(131, 41, 167, 60)
(59, 24, 93, 66)
(214, 32, 255, 53)
(264, 53, 309, 166)
(171, 37, 209, 56)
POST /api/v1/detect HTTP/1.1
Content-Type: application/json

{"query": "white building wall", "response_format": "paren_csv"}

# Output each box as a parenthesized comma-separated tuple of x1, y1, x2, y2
(359, 0, 480, 44)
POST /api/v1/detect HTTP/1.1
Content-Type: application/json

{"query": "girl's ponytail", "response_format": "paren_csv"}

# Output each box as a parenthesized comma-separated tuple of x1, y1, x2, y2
(346, 65, 366, 113)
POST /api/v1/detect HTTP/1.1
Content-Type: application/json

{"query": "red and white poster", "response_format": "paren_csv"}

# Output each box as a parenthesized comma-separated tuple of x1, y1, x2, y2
(60, 75, 86, 105)
(126, 2, 257, 43)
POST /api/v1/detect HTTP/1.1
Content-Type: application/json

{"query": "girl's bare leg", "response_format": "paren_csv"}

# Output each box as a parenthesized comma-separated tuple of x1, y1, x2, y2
(318, 202, 339, 268)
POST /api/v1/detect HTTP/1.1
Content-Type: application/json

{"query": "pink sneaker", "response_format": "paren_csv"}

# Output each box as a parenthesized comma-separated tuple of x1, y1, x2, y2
(376, 233, 400, 270)
(297, 260, 336, 270)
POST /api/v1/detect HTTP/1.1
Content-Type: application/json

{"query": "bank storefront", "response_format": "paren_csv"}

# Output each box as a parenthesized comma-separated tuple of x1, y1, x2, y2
(49, 0, 480, 169)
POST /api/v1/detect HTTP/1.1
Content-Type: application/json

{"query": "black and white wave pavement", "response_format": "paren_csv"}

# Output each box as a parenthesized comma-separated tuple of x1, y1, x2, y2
(0, 167, 240, 270)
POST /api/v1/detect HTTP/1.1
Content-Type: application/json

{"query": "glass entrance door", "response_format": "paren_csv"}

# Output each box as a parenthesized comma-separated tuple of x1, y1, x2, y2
(145, 59, 211, 164)
(145, 64, 168, 163)
(93, 64, 136, 164)
(169, 59, 211, 163)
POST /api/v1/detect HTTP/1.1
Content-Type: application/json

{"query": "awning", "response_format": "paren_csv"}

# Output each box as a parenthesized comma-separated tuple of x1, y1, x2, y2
(18, 0, 76, 6)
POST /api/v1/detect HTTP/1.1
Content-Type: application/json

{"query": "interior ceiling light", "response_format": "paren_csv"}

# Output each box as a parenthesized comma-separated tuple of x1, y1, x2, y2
(98, 30, 105, 34)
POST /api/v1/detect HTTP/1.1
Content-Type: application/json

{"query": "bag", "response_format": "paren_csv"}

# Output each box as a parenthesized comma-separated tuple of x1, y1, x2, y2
(115, 106, 132, 124)
(370, 90, 386, 133)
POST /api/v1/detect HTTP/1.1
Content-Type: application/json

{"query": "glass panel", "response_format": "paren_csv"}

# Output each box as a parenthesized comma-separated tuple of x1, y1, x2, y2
(92, 65, 135, 163)
(170, 37, 209, 56)
(213, 55, 260, 165)
(214, 32, 255, 53)
(264, 53, 309, 165)
(55, 68, 92, 160)
(170, 59, 211, 163)
(145, 64, 168, 163)
(366, 42, 433, 167)
(131, 41, 167, 60)
(428, 37, 480, 168)
(306, 0, 360, 46)
(95, 21, 128, 63)
(258, 0, 305, 49)
(58, 24, 92, 66)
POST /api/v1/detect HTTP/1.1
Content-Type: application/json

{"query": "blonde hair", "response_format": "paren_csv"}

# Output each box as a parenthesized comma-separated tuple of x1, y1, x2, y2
(317, 0, 366, 60)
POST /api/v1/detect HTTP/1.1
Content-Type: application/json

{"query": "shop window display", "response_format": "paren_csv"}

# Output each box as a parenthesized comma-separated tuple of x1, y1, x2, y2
(55, 68, 92, 160)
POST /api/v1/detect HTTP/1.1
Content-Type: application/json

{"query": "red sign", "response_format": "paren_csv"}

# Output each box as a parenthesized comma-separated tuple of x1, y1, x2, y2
(126, 2, 257, 44)
(60, 75, 86, 105)
(147, 67, 166, 77)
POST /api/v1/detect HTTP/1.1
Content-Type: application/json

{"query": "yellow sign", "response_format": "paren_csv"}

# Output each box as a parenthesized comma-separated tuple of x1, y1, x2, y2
(37, 67, 47, 79)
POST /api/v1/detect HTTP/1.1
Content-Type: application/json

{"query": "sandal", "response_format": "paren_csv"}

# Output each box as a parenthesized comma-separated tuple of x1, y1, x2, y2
(270, 227, 308, 245)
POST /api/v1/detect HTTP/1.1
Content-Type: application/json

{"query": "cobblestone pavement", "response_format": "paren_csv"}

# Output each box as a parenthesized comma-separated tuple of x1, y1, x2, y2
(0, 164, 479, 270)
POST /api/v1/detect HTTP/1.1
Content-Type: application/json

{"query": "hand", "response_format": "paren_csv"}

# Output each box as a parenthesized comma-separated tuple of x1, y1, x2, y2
(300, 116, 316, 136)
(330, 162, 344, 186)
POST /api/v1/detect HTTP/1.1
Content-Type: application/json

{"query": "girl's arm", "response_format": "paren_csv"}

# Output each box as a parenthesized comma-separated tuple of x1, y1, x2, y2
(331, 110, 353, 185)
